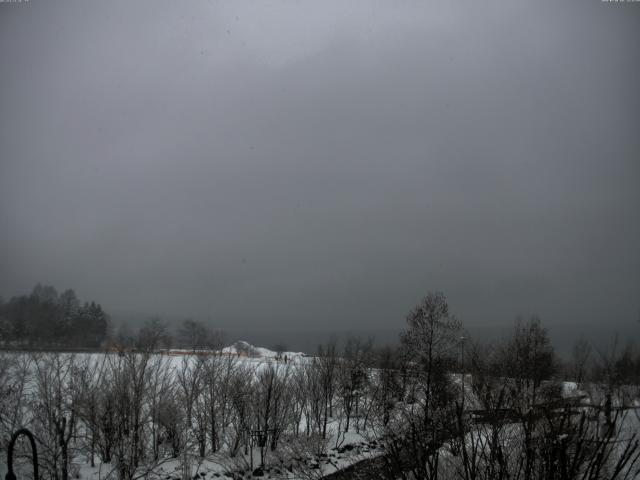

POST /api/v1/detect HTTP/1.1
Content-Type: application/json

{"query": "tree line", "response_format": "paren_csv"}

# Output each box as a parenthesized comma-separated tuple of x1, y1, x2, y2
(0, 291, 638, 480)
(377, 292, 640, 480)
(0, 284, 108, 348)
(0, 285, 226, 352)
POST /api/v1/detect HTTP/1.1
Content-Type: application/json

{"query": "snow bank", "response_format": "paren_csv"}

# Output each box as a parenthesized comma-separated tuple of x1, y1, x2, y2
(221, 340, 306, 360)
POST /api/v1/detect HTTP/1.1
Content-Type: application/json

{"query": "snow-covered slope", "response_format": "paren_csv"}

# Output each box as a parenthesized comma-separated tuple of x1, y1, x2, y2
(221, 340, 306, 359)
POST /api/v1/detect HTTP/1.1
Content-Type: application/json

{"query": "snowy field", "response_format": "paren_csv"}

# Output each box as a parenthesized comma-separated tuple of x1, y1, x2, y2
(1, 343, 639, 480)
(0, 343, 386, 480)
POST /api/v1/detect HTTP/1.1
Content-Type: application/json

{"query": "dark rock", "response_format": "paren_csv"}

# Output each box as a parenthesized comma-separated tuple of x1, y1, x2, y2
(252, 467, 264, 477)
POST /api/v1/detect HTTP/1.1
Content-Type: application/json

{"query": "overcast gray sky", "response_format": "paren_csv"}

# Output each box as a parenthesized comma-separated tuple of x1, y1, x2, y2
(1, 0, 639, 334)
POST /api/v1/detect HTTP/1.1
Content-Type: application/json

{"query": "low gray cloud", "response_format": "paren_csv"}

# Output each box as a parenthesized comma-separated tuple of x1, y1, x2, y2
(1, 0, 639, 333)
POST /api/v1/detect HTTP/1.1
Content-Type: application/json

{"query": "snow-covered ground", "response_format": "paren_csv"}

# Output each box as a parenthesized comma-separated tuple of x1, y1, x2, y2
(71, 421, 384, 480)
(2, 345, 638, 480)
(220, 340, 307, 361)
(0, 344, 382, 480)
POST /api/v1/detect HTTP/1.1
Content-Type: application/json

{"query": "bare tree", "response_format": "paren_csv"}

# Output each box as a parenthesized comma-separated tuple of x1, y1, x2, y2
(249, 361, 295, 467)
(105, 350, 173, 480)
(75, 354, 109, 468)
(570, 337, 592, 385)
(381, 292, 462, 480)
(337, 337, 372, 433)
(300, 358, 325, 436)
(30, 353, 84, 480)
(0, 353, 31, 455)
(176, 354, 204, 479)
(316, 339, 339, 439)
(177, 319, 223, 352)
(228, 362, 253, 457)
(500, 316, 557, 409)
(137, 317, 172, 352)
(146, 353, 174, 461)
(199, 353, 239, 454)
